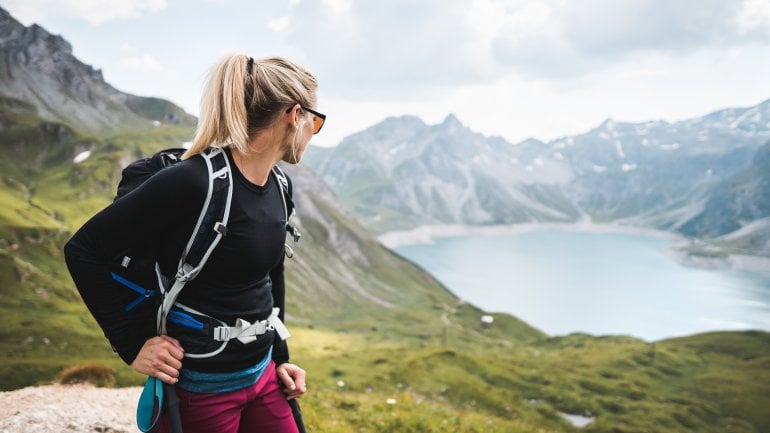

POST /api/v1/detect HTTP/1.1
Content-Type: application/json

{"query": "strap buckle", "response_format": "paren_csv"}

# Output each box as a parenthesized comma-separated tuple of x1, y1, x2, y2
(213, 326, 230, 341)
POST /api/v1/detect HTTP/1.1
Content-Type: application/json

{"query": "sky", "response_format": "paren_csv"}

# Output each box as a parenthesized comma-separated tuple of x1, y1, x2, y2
(2, 0, 770, 147)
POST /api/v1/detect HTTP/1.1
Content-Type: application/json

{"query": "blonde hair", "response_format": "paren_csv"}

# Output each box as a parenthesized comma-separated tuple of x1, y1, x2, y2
(183, 54, 318, 159)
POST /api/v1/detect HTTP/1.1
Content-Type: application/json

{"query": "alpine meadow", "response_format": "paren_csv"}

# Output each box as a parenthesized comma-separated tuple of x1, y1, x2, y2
(1, 5, 769, 433)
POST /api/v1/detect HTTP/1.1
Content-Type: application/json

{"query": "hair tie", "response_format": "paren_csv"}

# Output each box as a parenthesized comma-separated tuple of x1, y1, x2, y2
(246, 57, 254, 74)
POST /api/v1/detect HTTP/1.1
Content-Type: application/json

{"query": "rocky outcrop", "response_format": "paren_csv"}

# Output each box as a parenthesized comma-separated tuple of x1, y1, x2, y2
(0, 6, 194, 133)
(0, 384, 141, 433)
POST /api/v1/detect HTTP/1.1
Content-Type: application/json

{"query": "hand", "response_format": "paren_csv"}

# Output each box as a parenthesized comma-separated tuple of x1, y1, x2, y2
(275, 362, 307, 400)
(130, 335, 184, 384)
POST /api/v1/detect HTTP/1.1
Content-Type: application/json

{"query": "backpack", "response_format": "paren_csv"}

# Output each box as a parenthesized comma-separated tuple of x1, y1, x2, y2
(110, 147, 299, 343)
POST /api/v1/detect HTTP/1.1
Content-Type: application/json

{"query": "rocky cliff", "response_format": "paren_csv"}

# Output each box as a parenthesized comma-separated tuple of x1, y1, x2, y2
(0, 6, 194, 133)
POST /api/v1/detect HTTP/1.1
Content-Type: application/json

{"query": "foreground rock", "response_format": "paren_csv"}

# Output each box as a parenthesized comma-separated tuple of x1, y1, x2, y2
(0, 384, 141, 433)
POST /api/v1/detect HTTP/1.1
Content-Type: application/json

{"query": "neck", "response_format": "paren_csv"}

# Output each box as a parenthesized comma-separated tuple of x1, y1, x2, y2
(232, 148, 279, 186)
(232, 125, 292, 185)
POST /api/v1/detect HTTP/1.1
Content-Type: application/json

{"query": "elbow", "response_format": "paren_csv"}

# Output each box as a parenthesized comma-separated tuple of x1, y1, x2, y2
(63, 237, 74, 263)
(63, 234, 88, 270)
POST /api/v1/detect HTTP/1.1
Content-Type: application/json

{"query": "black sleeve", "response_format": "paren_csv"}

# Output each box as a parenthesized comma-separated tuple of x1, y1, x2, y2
(271, 170, 294, 365)
(270, 255, 290, 365)
(64, 159, 207, 364)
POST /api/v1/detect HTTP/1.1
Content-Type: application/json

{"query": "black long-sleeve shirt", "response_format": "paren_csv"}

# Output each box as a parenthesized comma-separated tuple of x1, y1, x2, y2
(64, 148, 291, 372)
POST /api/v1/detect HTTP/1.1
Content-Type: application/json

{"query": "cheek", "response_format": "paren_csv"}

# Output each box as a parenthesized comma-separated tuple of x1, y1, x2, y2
(302, 121, 313, 143)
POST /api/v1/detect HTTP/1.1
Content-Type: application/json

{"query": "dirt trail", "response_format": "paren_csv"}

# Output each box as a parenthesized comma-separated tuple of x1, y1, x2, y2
(0, 384, 142, 433)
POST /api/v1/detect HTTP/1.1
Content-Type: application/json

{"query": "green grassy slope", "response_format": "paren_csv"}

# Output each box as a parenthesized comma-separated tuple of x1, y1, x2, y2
(0, 101, 197, 389)
(283, 328, 770, 433)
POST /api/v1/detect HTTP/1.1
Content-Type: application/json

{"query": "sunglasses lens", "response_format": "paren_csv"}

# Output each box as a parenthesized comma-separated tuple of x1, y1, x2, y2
(313, 116, 324, 134)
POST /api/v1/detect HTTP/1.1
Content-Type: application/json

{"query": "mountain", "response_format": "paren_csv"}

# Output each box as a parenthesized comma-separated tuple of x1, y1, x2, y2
(674, 141, 770, 259)
(306, 114, 580, 233)
(304, 103, 770, 258)
(0, 6, 195, 133)
(679, 141, 770, 238)
(559, 110, 768, 229)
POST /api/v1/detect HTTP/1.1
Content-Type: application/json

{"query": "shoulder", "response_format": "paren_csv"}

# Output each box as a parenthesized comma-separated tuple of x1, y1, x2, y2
(127, 154, 209, 206)
(154, 155, 208, 189)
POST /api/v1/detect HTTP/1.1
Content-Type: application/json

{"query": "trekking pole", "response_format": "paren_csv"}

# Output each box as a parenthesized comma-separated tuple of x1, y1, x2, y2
(289, 399, 306, 433)
(164, 383, 183, 433)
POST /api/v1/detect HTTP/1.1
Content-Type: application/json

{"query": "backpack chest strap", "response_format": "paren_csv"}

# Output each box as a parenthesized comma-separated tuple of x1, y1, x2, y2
(212, 308, 290, 343)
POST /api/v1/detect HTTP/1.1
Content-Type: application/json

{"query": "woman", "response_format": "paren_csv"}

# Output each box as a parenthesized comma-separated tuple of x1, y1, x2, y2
(64, 54, 325, 433)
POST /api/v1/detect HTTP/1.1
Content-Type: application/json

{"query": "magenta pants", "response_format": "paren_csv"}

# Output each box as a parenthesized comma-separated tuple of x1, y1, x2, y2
(158, 362, 299, 433)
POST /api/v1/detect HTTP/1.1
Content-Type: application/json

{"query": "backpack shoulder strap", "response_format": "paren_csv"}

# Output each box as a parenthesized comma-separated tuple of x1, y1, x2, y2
(157, 147, 233, 334)
(272, 165, 301, 244)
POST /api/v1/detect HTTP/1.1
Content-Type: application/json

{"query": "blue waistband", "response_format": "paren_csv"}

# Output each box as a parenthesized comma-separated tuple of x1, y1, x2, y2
(177, 347, 273, 393)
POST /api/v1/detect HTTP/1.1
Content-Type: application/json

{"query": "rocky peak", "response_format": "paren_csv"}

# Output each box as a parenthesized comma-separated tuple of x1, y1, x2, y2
(0, 7, 22, 41)
(0, 5, 193, 132)
(440, 113, 462, 127)
(0, 8, 65, 57)
(1, 7, 104, 90)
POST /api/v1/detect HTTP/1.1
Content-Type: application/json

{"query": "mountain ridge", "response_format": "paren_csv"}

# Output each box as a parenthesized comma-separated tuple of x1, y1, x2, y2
(305, 99, 770, 260)
(0, 6, 195, 134)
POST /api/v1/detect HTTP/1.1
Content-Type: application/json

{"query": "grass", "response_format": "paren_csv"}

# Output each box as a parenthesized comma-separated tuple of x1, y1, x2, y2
(280, 327, 770, 433)
(56, 363, 117, 387)
(300, 388, 559, 433)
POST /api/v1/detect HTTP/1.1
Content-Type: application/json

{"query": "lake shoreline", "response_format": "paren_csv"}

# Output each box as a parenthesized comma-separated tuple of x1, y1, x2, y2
(379, 222, 770, 274)
(385, 223, 770, 341)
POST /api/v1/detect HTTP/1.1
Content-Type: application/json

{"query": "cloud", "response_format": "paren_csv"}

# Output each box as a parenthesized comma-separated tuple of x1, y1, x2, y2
(560, 0, 761, 56)
(322, 0, 353, 13)
(737, 0, 770, 37)
(278, 0, 769, 99)
(280, 0, 496, 99)
(267, 16, 290, 33)
(120, 54, 164, 72)
(493, 0, 770, 79)
(2, 0, 166, 25)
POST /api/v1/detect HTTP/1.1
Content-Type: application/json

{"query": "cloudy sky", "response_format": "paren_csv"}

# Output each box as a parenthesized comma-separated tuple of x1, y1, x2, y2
(3, 0, 770, 146)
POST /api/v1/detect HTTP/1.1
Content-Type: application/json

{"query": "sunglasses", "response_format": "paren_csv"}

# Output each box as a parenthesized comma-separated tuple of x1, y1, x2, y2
(301, 106, 326, 134)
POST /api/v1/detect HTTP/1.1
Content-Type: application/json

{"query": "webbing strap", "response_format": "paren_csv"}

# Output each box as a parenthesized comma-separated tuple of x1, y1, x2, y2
(272, 166, 290, 227)
(212, 308, 290, 343)
(158, 278, 187, 335)
(273, 165, 302, 246)
(111, 272, 157, 312)
(157, 147, 233, 335)
(177, 149, 232, 275)
(136, 376, 163, 432)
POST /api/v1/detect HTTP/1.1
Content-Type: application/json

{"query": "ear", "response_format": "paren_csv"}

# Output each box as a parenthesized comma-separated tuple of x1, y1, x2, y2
(286, 104, 301, 129)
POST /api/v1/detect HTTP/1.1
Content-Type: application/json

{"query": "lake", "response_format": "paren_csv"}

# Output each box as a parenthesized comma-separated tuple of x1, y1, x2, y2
(393, 228, 770, 341)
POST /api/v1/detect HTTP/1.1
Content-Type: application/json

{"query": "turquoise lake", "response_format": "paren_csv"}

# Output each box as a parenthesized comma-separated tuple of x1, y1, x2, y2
(394, 230, 770, 341)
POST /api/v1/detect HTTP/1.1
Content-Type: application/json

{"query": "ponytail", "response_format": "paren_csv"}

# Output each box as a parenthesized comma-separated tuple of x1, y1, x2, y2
(184, 54, 318, 159)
